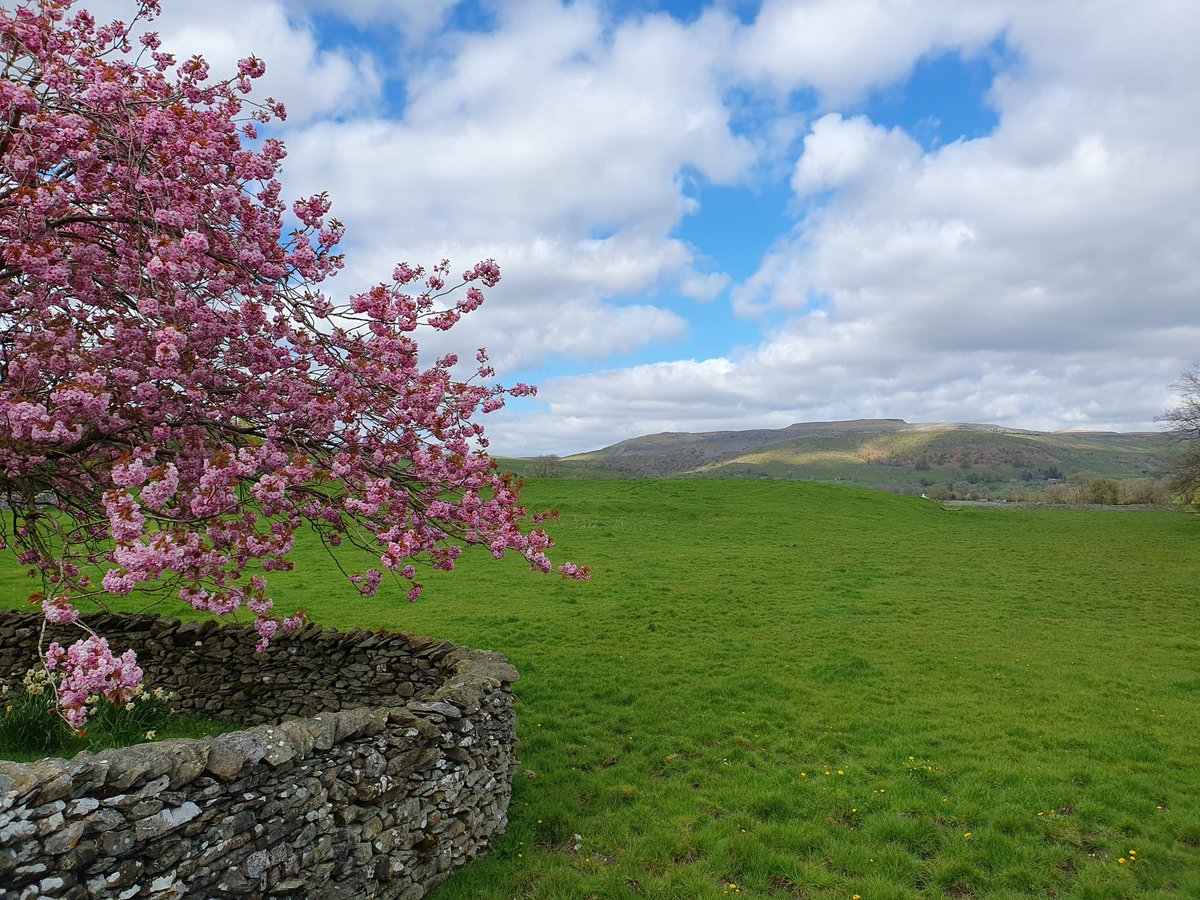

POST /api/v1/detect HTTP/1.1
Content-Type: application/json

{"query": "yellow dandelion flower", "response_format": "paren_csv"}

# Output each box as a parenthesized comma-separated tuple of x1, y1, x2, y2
(1118, 858, 1126, 864)
(964, 832, 972, 839)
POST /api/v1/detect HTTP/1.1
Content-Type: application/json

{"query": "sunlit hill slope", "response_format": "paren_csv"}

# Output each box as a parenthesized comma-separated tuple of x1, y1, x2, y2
(513, 420, 1173, 490)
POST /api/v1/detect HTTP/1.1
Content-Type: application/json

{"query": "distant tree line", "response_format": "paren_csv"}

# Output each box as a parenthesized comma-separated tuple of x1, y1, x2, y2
(909, 474, 1172, 505)
(526, 454, 564, 478)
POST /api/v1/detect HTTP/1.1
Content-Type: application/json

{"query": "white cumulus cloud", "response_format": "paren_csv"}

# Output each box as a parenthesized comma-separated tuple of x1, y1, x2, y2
(78, 1, 1200, 455)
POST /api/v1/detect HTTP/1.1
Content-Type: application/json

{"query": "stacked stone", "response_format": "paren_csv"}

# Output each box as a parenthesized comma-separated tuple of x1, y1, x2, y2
(0, 614, 467, 724)
(0, 612, 519, 899)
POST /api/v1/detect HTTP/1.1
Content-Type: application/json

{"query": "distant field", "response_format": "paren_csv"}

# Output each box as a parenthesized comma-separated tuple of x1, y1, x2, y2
(3, 481, 1199, 898)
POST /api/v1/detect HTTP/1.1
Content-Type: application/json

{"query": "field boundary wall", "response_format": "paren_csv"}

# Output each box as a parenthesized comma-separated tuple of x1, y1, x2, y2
(0, 611, 519, 898)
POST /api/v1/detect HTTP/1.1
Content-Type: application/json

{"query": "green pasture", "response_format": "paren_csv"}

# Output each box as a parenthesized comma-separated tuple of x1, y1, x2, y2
(2, 480, 1198, 898)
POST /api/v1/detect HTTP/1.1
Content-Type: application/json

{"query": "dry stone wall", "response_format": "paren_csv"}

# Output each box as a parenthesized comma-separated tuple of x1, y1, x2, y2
(0, 612, 520, 899)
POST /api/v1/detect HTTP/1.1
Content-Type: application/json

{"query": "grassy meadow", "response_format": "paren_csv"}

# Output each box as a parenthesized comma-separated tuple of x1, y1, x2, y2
(2, 480, 1199, 898)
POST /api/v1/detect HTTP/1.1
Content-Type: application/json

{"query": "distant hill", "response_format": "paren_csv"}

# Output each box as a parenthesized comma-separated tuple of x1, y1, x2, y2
(523, 419, 1176, 491)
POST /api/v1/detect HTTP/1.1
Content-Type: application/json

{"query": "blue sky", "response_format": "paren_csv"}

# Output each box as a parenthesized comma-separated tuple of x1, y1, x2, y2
(116, 0, 1200, 454)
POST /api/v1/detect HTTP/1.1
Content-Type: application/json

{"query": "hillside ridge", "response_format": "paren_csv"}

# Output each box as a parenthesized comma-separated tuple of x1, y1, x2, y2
(546, 418, 1173, 490)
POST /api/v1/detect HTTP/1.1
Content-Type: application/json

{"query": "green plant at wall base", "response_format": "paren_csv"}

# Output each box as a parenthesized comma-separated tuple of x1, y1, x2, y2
(0, 670, 73, 756)
(1, 672, 176, 758)
(85, 683, 175, 748)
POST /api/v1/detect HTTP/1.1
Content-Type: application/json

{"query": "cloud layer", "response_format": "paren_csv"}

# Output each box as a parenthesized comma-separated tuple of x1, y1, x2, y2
(500, 1, 1200, 453)
(94, 0, 1200, 455)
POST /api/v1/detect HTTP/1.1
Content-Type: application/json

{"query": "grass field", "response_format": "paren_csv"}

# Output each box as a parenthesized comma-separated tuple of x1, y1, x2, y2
(3, 480, 1198, 898)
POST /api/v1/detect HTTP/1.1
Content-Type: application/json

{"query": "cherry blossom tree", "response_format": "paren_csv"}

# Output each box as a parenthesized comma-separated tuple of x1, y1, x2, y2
(0, 0, 586, 730)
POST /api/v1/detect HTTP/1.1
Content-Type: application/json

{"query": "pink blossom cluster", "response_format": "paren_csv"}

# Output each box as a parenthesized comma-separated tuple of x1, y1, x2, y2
(1, 0, 586, 728)
(44, 634, 143, 730)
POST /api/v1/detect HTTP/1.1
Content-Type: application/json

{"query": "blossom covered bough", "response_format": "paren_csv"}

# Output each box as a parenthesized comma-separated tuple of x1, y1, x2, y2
(0, 0, 587, 731)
